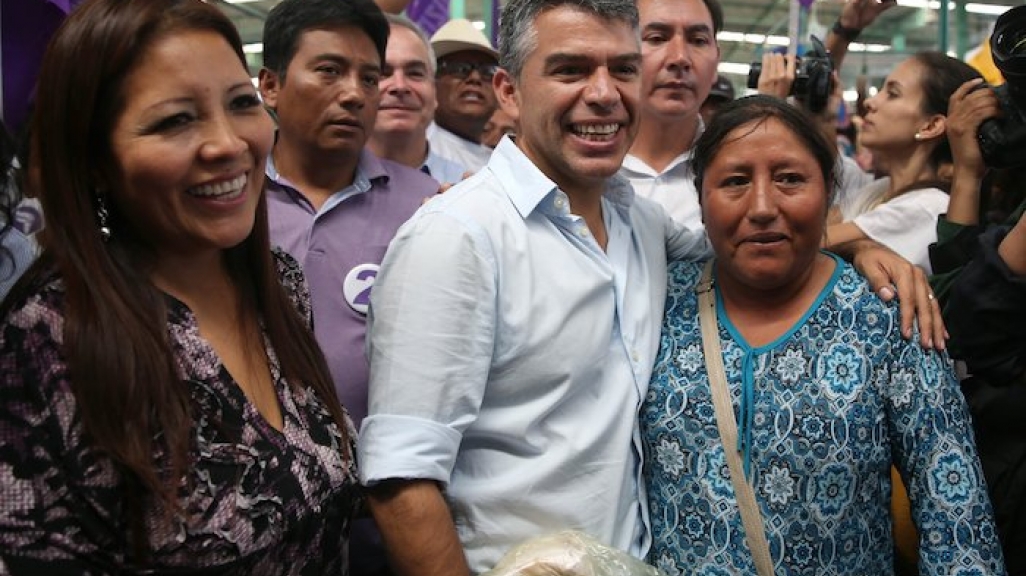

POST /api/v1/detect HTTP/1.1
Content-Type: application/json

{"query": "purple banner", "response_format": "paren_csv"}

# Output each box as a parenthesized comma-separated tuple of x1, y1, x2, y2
(490, 0, 499, 48)
(406, 0, 449, 37)
(1, 0, 79, 134)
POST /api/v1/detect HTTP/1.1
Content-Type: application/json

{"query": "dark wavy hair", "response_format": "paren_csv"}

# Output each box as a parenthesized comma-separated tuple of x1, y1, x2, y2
(910, 51, 983, 170)
(5, 0, 347, 559)
(262, 0, 388, 80)
(692, 94, 839, 206)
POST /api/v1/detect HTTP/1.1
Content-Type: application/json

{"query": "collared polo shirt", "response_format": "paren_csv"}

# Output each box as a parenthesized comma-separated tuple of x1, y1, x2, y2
(265, 149, 438, 425)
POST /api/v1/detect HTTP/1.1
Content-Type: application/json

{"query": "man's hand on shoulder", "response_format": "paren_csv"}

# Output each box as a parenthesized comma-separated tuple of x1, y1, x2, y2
(842, 238, 946, 350)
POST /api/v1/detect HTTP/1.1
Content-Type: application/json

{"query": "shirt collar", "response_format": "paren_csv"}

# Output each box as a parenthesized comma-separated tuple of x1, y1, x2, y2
(265, 148, 388, 202)
(489, 135, 635, 220)
(620, 116, 705, 176)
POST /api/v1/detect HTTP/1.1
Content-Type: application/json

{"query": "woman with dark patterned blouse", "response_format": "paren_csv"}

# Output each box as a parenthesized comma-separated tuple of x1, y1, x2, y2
(0, 0, 359, 573)
(641, 96, 1005, 575)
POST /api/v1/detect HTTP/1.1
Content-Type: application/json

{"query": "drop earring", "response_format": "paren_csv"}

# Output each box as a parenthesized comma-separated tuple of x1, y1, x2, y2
(95, 193, 111, 241)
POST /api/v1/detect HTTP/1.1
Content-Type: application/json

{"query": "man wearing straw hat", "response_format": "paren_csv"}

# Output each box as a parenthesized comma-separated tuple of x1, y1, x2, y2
(426, 18, 499, 171)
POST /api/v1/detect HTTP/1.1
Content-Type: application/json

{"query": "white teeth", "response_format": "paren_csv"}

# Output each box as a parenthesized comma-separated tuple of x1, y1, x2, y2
(189, 174, 247, 199)
(572, 123, 619, 137)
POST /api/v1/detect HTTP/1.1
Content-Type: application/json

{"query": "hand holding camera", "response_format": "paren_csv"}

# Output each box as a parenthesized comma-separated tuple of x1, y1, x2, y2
(747, 36, 835, 113)
(975, 5, 1026, 168)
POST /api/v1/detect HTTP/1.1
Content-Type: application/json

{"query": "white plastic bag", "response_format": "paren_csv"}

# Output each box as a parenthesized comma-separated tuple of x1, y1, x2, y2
(482, 531, 666, 576)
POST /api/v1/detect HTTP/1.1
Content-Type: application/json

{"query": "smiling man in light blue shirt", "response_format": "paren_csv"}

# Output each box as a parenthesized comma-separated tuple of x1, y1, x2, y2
(358, 0, 709, 574)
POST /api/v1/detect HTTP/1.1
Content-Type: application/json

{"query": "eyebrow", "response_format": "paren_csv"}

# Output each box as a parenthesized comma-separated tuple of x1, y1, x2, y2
(542, 51, 642, 67)
(388, 59, 429, 69)
(642, 21, 713, 35)
(310, 53, 382, 72)
(140, 81, 255, 114)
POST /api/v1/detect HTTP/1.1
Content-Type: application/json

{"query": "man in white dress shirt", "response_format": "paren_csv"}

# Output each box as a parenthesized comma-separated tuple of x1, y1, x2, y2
(619, 0, 723, 231)
(358, 0, 711, 574)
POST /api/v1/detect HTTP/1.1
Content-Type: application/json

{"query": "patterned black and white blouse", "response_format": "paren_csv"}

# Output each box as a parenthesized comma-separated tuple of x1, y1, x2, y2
(0, 250, 360, 575)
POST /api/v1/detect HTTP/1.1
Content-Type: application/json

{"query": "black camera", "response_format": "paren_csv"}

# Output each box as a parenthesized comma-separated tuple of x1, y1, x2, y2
(977, 5, 1026, 168)
(747, 36, 835, 113)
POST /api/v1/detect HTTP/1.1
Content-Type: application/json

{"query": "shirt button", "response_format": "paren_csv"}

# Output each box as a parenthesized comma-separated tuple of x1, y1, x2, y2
(555, 197, 565, 208)
(631, 349, 640, 362)
(579, 228, 590, 237)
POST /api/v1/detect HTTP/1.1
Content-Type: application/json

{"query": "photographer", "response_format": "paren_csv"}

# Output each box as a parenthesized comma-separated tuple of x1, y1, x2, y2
(932, 40, 1026, 571)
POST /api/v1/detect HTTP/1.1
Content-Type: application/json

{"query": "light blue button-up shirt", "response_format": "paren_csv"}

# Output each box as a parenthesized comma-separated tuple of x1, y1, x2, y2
(359, 136, 710, 573)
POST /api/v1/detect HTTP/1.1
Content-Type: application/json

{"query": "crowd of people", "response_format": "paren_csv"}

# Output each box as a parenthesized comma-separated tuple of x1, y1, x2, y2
(0, 0, 1023, 574)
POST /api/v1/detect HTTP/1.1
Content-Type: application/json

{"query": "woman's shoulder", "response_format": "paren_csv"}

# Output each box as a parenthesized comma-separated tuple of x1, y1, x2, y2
(830, 258, 904, 327)
(664, 259, 707, 316)
(667, 258, 706, 286)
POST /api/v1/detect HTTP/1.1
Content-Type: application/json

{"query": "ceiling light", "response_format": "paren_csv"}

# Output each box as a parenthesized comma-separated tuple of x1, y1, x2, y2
(897, 0, 1014, 15)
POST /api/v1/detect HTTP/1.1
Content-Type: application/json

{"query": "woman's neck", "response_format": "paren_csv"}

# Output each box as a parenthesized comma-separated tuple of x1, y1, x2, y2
(875, 146, 939, 201)
(150, 249, 237, 314)
(716, 253, 836, 348)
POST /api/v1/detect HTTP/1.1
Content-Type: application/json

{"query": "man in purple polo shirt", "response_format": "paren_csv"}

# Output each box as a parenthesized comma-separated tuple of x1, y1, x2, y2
(258, 0, 436, 573)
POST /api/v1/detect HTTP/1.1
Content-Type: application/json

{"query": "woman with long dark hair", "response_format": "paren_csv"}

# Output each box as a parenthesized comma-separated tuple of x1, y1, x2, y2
(0, 0, 359, 573)
(824, 52, 982, 274)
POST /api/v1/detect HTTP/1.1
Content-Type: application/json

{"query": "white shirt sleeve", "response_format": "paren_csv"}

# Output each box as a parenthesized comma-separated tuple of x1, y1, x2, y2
(358, 209, 497, 486)
(851, 188, 949, 273)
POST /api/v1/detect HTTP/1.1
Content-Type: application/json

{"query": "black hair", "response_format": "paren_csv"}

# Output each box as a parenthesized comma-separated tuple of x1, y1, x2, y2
(692, 95, 839, 206)
(262, 0, 389, 79)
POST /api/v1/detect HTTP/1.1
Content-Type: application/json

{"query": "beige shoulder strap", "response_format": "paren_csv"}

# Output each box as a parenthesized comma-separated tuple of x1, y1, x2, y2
(696, 260, 775, 576)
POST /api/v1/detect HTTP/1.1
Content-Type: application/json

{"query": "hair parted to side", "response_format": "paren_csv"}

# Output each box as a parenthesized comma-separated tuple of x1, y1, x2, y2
(691, 95, 840, 207)
(10, 0, 348, 560)
(386, 13, 437, 74)
(262, 0, 389, 80)
(701, 0, 725, 35)
(498, 0, 639, 80)
(910, 51, 982, 169)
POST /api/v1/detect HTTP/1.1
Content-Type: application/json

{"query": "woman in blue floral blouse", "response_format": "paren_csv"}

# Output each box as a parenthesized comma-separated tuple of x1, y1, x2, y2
(641, 95, 1005, 576)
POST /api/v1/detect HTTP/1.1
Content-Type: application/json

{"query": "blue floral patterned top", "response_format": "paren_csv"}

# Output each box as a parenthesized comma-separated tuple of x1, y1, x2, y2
(642, 255, 1005, 576)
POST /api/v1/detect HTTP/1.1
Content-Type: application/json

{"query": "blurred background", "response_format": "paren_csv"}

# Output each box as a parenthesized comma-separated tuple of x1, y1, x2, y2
(212, 0, 1016, 102)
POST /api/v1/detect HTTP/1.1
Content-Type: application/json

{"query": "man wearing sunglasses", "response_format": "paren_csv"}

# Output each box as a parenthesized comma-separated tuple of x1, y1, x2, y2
(427, 19, 499, 171)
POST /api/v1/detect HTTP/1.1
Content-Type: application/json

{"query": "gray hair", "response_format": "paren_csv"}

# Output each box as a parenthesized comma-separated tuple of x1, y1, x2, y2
(385, 13, 437, 74)
(498, 0, 639, 80)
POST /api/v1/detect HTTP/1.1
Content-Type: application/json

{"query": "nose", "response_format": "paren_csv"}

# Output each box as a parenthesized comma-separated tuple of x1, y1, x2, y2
(200, 112, 247, 162)
(338, 72, 367, 110)
(666, 34, 692, 72)
(863, 93, 878, 112)
(584, 67, 619, 109)
(748, 179, 779, 223)
(464, 70, 483, 85)
(386, 70, 411, 95)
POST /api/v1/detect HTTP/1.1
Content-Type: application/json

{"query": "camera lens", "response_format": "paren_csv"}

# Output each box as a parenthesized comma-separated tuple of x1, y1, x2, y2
(992, 6, 1026, 80)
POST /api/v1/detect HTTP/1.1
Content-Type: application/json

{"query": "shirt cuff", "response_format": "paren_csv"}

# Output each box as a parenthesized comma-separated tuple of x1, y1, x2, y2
(358, 414, 462, 486)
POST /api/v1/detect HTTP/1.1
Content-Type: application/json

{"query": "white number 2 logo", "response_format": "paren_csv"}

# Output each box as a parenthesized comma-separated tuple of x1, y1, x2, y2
(342, 263, 379, 315)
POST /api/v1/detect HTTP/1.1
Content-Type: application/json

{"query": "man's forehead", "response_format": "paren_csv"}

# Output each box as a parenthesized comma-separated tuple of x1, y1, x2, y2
(387, 26, 430, 62)
(638, 0, 713, 27)
(294, 26, 380, 62)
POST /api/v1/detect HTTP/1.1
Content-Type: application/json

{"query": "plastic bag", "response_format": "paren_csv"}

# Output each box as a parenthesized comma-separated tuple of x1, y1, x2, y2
(482, 531, 666, 576)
